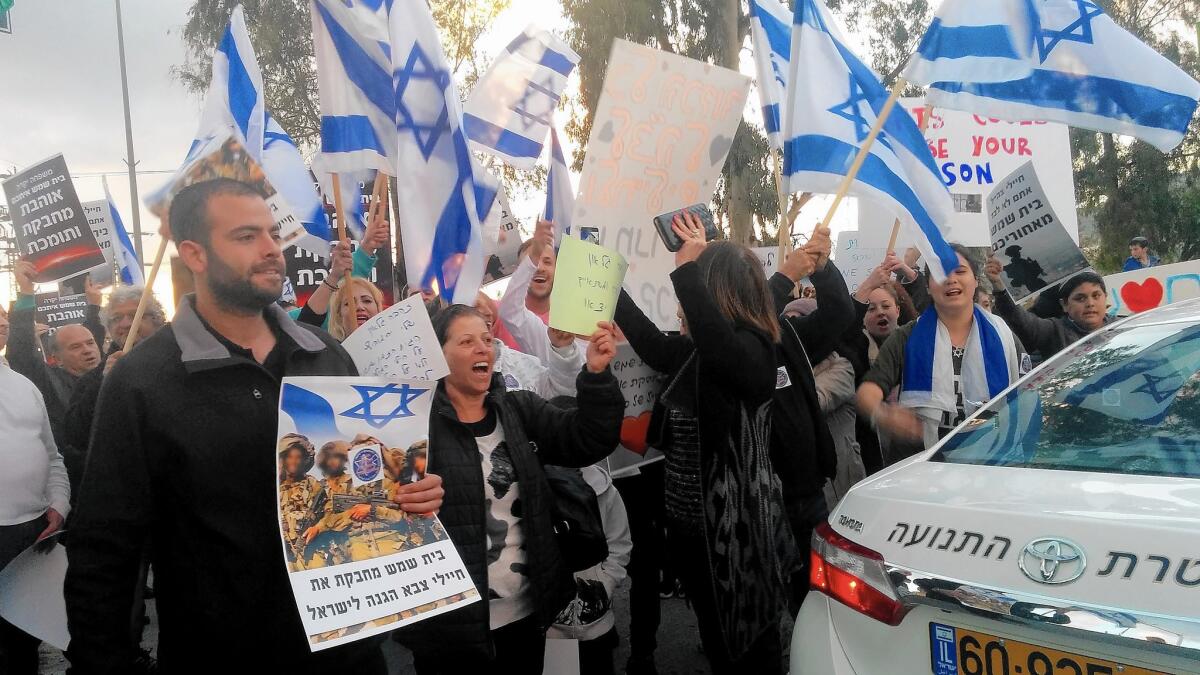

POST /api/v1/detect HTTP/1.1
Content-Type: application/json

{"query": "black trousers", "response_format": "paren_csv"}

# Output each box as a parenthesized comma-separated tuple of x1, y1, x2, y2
(578, 627, 618, 675)
(612, 462, 665, 661)
(673, 531, 785, 675)
(0, 515, 48, 675)
(413, 614, 546, 675)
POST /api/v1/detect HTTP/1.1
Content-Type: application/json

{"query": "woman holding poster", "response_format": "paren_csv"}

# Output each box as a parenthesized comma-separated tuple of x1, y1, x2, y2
(613, 213, 795, 674)
(395, 305, 623, 674)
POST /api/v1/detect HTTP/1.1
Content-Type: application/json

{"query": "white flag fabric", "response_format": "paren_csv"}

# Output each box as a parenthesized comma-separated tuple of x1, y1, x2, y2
(311, 0, 396, 174)
(903, 0, 1037, 86)
(463, 25, 579, 169)
(387, 0, 500, 303)
(147, 5, 329, 253)
(923, 0, 1200, 152)
(781, 0, 960, 280)
(748, 0, 792, 150)
(543, 127, 574, 242)
(101, 176, 144, 286)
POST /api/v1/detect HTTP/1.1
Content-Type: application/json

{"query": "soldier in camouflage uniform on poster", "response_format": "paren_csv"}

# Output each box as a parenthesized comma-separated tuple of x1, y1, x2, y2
(388, 440, 447, 548)
(278, 434, 323, 573)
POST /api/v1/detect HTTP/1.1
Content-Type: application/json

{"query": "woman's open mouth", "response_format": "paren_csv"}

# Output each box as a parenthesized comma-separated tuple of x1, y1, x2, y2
(471, 361, 490, 375)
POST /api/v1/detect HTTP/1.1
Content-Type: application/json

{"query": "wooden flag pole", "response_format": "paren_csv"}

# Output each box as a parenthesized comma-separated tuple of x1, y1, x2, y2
(818, 77, 908, 234)
(886, 103, 933, 253)
(122, 234, 168, 350)
(331, 173, 357, 336)
(772, 148, 791, 265)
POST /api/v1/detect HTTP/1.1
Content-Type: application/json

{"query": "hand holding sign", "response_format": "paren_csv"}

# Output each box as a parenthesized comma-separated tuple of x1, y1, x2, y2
(548, 237, 629, 337)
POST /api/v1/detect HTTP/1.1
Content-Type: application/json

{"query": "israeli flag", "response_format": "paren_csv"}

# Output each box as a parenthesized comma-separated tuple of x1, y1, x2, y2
(543, 127, 574, 241)
(149, 5, 330, 254)
(102, 176, 144, 286)
(311, 0, 396, 174)
(749, 0, 792, 150)
(904, 0, 1038, 86)
(924, 0, 1200, 152)
(782, 0, 959, 280)
(463, 25, 579, 169)
(388, 0, 499, 303)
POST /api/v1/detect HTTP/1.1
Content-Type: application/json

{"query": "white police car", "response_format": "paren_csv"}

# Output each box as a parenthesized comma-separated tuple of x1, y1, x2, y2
(793, 299, 1200, 674)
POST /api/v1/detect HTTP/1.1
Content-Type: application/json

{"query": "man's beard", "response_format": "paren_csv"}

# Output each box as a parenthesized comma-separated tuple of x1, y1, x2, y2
(207, 251, 284, 314)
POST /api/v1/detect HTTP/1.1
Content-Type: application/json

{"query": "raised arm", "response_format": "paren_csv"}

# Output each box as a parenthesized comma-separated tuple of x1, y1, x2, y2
(985, 257, 1059, 356)
(8, 262, 52, 394)
(613, 289, 690, 376)
(782, 262, 855, 364)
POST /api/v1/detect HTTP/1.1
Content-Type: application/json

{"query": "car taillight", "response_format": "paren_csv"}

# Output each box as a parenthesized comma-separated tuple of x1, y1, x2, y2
(810, 522, 907, 625)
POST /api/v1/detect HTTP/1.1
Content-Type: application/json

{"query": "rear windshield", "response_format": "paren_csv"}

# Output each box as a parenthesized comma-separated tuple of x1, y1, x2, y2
(933, 320, 1200, 479)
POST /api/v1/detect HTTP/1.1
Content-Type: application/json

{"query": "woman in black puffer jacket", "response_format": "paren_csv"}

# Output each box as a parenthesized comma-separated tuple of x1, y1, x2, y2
(394, 305, 624, 675)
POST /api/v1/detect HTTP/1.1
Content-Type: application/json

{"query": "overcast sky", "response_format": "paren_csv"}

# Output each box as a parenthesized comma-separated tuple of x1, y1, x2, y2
(0, 0, 863, 310)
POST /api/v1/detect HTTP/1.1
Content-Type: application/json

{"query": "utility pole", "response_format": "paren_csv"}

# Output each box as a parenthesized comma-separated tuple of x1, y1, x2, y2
(114, 0, 143, 262)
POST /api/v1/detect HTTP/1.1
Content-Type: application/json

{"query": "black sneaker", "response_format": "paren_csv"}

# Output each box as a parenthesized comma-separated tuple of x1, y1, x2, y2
(131, 648, 158, 674)
(625, 654, 659, 675)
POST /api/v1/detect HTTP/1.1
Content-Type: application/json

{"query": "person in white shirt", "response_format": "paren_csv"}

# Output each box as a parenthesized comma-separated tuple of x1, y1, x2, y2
(477, 292, 582, 398)
(0, 301, 71, 675)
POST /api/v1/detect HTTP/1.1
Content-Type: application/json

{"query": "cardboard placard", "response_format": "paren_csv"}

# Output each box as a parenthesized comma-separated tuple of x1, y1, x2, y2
(752, 247, 781, 280)
(79, 199, 117, 286)
(277, 377, 477, 650)
(0, 542, 70, 651)
(548, 237, 628, 336)
(884, 99, 1078, 247)
(2, 154, 107, 283)
(832, 231, 887, 295)
(987, 162, 1090, 302)
(35, 293, 89, 335)
(607, 343, 665, 479)
(572, 40, 751, 330)
(340, 294, 450, 381)
(1103, 260, 1200, 316)
(482, 188, 524, 284)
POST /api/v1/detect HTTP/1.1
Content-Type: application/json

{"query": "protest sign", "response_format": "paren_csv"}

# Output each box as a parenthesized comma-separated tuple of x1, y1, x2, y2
(549, 237, 628, 336)
(987, 162, 1090, 302)
(2, 154, 107, 283)
(608, 343, 665, 478)
(35, 293, 89, 335)
(868, 100, 1078, 247)
(1104, 259, 1200, 316)
(146, 134, 307, 252)
(277, 377, 477, 651)
(341, 294, 450, 381)
(752, 247, 780, 279)
(573, 40, 751, 329)
(482, 188, 524, 284)
(80, 199, 116, 286)
(0, 542, 70, 651)
(832, 231, 887, 295)
(284, 240, 395, 309)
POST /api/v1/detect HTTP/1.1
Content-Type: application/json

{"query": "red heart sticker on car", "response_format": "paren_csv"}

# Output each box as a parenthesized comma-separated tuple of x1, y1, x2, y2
(1120, 278, 1164, 314)
(620, 412, 653, 455)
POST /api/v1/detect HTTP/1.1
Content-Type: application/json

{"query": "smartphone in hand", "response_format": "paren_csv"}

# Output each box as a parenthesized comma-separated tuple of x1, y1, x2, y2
(652, 204, 720, 252)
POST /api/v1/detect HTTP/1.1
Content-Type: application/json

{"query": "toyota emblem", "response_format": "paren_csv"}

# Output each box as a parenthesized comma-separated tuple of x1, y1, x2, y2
(1019, 538, 1087, 585)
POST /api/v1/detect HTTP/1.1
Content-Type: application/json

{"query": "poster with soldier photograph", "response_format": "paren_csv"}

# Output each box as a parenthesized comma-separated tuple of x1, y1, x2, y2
(988, 161, 1090, 302)
(276, 376, 478, 651)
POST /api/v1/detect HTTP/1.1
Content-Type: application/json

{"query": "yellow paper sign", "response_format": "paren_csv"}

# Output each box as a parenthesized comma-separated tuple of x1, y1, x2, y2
(548, 237, 629, 336)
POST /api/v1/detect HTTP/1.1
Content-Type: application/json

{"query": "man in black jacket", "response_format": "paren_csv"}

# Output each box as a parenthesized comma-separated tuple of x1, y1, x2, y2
(986, 259, 1112, 361)
(64, 178, 444, 674)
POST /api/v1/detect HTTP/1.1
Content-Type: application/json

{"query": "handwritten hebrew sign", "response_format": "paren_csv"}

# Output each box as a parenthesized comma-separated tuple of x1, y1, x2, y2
(341, 294, 449, 381)
(988, 162, 1089, 302)
(1103, 259, 1200, 316)
(549, 236, 628, 336)
(2, 155, 106, 284)
(572, 40, 751, 330)
(607, 343, 665, 479)
(277, 376, 477, 650)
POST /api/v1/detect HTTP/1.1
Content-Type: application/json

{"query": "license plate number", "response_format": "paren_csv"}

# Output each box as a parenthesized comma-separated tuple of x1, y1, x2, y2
(930, 623, 1166, 675)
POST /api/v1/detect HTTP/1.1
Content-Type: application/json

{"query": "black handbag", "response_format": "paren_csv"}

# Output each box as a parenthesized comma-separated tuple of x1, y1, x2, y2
(542, 465, 609, 573)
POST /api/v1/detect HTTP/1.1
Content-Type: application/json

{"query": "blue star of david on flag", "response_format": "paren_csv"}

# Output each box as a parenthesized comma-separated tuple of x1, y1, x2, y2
(826, 75, 892, 151)
(340, 383, 430, 429)
(1131, 371, 1179, 405)
(1036, 0, 1103, 63)
(395, 44, 452, 161)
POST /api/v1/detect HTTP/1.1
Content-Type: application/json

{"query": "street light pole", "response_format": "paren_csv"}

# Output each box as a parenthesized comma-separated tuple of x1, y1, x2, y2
(113, 0, 143, 263)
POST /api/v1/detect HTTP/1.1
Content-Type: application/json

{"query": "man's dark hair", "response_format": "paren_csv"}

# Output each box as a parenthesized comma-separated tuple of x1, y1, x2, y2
(167, 178, 267, 247)
(1059, 271, 1106, 301)
(1129, 236, 1150, 248)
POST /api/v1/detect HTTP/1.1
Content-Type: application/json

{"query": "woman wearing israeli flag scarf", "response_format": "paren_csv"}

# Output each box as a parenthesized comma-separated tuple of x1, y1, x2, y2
(857, 245, 1027, 461)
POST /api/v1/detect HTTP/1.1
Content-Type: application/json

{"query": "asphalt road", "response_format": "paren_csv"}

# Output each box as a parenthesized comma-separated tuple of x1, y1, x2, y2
(38, 583, 768, 674)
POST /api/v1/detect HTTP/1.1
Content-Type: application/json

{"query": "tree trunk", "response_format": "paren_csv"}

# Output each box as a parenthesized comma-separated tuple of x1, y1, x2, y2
(720, 0, 754, 245)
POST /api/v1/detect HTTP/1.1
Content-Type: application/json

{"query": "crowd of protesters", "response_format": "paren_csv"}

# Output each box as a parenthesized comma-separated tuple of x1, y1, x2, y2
(0, 177, 1125, 675)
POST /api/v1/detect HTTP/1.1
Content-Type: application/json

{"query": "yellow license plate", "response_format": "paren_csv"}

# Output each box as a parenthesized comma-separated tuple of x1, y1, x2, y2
(930, 623, 1167, 675)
